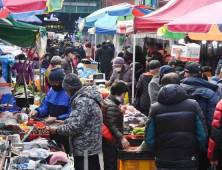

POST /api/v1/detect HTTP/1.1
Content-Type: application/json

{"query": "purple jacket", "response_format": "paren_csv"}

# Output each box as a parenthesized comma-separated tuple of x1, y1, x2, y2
(10, 62, 33, 84)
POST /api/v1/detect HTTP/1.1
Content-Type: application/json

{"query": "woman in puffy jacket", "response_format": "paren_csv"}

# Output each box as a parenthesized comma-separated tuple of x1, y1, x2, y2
(102, 81, 130, 170)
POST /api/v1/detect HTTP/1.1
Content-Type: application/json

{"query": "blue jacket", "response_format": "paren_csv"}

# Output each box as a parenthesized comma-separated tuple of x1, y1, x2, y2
(36, 88, 71, 120)
(210, 76, 220, 85)
(216, 80, 222, 100)
(145, 84, 207, 168)
(181, 77, 219, 127)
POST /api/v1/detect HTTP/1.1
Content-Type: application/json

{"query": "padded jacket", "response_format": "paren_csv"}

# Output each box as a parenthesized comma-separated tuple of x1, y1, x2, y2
(96, 44, 112, 71)
(216, 80, 222, 100)
(35, 88, 71, 120)
(145, 84, 208, 169)
(57, 86, 103, 156)
(208, 99, 222, 161)
(102, 94, 123, 142)
(181, 77, 219, 129)
(136, 72, 152, 113)
(61, 56, 77, 75)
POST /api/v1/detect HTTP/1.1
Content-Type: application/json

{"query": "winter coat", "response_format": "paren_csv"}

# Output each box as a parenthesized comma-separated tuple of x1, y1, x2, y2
(208, 99, 222, 162)
(96, 44, 112, 71)
(102, 94, 123, 142)
(145, 84, 208, 169)
(210, 76, 220, 85)
(42, 58, 50, 69)
(57, 86, 103, 156)
(216, 80, 222, 100)
(10, 61, 33, 84)
(110, 64, 135, 88)
(148, 75, 160, 104)
(74, 46, 86, 59)
(135, 47, 146, 66)
(61, 56, 77, 75)
(181, 77, 219, 129)
(59, 45, 66, 56)
(35, 88, 71, 120)
(136, 72, 152, 113)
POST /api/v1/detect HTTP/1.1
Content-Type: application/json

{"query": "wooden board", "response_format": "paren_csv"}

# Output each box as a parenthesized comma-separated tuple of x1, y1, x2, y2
(0, 151, 6, 170)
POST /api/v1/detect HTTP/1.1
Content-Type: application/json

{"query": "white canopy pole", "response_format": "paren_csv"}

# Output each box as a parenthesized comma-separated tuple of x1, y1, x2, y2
(132, 32, 136, 104)
(94, 34, 96, 60)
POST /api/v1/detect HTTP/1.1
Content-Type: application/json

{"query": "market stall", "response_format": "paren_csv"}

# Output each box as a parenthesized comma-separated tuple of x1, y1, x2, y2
(0, 109, 73, 169)
(119, 105, 155, 170)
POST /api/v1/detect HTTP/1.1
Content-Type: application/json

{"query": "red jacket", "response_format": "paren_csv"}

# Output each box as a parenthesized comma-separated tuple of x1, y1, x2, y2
(208, 99, 222, 161)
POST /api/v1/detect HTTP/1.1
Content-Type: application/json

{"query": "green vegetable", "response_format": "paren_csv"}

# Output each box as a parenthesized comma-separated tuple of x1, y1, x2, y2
(133, 127, 145, 135)
(135, 132, 144, 135)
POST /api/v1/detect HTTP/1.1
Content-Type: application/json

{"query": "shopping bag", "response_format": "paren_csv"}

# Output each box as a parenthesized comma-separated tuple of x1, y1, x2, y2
(123, 92, 129, 105)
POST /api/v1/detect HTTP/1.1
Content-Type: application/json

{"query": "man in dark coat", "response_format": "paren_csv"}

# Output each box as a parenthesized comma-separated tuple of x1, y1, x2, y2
(181, 61, 219, 170)
(96, 42, 113, 80)
(102, 81, 130, 170)
(145, 74, 208, 170)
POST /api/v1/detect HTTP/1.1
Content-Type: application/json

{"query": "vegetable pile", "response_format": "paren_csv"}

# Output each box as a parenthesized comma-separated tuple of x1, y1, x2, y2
(132, 127, 145, 135)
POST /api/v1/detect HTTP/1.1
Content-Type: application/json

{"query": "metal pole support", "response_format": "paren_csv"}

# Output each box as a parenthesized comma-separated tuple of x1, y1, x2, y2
(84, 150, 88, 170)
(132, 31, 136, 104)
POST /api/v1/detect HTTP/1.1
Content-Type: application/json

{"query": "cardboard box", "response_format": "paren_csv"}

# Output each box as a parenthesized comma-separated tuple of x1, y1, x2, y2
(171, 43, 200, 62)
(84, 64, 98, 71)
(0, 83, 11, 94)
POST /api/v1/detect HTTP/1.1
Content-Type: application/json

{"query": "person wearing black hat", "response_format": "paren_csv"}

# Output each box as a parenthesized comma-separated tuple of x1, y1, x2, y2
(29, 67, 71, 153)
(148, 60, 161, 104)
(181, 61, 219, 170)
(61, 47, 78, 75)
(49, 73, 103, 170)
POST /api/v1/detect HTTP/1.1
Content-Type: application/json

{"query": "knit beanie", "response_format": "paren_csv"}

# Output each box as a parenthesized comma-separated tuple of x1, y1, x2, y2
(149, 60, 161, 71)
(113, 57, 124, 66)
(49, 67, 66, 83)
(62, 73, 82, 91)
(50, 56, 61, 66)
(159, 65, 175, 83)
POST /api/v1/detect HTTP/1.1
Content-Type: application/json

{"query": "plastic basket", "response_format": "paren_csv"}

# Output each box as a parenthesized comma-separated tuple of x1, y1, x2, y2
(118, 150, 155, 160)
(120, 160, 155, 170)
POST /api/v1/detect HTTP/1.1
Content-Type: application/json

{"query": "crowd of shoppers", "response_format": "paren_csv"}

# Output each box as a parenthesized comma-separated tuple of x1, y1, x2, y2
(20, 36, 222, 170)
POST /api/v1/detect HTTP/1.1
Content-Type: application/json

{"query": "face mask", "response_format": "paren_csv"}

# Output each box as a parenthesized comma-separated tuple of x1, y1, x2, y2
(52, 84, 62, 91)
(116, 97, 121, 102)
(19, 60, 25, 64)
(115, 68, 122, 72)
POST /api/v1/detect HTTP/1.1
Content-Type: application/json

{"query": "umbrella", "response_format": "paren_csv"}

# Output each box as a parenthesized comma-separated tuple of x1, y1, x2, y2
(80, 3, 152, 31)
(17, 15, 42, 24)
(166, 1, 222, 34)
(0, 0, 47, 19)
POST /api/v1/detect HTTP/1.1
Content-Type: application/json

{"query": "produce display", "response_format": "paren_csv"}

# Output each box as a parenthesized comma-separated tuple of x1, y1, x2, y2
(98, 87, 110, 99)
(15, 85, 45, 100)
(124, 112, 148, 127)
(123, 125, 133, 135)
(31, 127, 49, 134)
(18, 122, 30, 132)
(122, 105, 147, 137)
(0, 112, 30, 133)
(133, 127, 145, 135)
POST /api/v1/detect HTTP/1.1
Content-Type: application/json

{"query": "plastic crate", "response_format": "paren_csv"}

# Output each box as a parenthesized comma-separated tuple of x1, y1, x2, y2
(27, 134, 50, 141)
(120, 160, 155, 170)
(127, 138, 143, 146)
(118, 150, 155, 160)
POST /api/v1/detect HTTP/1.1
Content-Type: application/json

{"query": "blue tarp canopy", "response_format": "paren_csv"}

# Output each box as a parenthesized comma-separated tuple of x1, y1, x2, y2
(95, 27, 116, 34)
